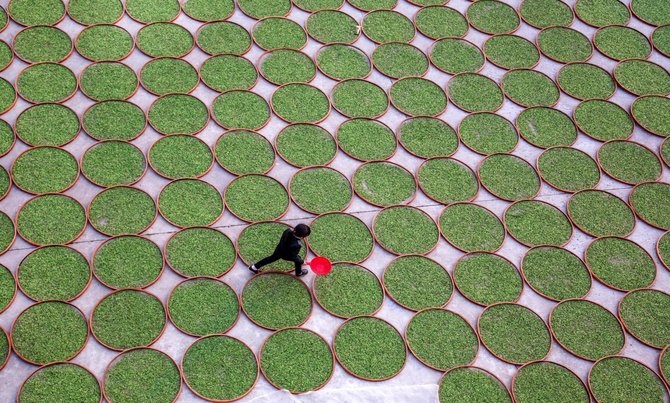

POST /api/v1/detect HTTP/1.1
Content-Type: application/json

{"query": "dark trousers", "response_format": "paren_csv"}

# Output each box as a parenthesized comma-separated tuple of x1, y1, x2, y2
(255, 252, 303, 275)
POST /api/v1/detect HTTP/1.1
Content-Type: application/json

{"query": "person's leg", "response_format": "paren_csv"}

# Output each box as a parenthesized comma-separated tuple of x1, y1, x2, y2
(249, 252, 280, 273)
(289, 255, 306, 276)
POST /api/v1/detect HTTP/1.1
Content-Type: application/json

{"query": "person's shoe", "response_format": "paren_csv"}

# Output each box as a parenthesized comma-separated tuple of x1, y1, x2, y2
(296, 269, 309, 277)
(248, 265, 258, 274)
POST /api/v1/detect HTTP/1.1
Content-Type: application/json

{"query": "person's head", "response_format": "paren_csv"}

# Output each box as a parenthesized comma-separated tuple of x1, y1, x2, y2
(294, 224, 311, 238)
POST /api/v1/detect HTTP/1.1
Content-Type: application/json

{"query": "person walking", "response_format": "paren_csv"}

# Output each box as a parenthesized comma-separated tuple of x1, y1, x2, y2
(248, 224, 310, 276)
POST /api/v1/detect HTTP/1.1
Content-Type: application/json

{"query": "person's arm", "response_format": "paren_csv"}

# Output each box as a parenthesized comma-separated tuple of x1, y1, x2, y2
(275, 229, 291, 254)
(277, 229, 301, 257)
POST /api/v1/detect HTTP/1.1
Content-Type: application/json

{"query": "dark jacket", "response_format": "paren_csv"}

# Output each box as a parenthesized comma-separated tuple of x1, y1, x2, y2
(274, 229, 302, 258)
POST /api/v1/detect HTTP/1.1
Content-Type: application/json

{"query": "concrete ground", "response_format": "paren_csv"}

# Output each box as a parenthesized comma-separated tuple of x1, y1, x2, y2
(0, 0, 669, 401)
